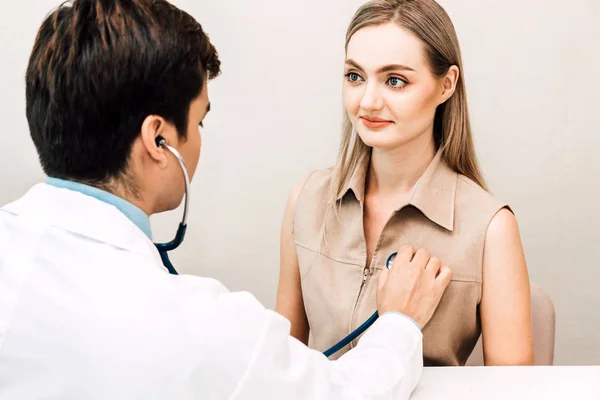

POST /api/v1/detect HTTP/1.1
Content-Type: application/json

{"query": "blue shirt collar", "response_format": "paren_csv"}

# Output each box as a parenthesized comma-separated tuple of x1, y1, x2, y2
(45, 177, 153, 240)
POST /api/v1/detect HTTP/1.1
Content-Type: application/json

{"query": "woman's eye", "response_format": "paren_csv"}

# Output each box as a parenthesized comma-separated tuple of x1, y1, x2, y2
(345, 72, 363, 83)
(388, 77, 407, 88)
(199, 122, 204, 128)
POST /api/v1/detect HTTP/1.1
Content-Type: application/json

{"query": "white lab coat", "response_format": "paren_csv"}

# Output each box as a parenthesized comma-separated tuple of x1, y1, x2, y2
(0, 183, 423, 399)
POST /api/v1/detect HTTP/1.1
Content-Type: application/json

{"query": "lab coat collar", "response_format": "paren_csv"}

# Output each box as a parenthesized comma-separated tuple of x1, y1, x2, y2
(1, 183, 166, 271)
(45, 177, 153, 240)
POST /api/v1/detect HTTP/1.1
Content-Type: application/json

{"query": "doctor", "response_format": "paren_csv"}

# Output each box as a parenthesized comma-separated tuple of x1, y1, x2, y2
(0, 0, 452, 399)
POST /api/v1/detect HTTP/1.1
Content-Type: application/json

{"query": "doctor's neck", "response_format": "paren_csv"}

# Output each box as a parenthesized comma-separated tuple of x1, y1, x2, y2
(87, 174, 157, 217)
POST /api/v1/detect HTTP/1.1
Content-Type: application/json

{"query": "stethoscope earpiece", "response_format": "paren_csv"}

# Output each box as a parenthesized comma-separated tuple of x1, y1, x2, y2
(155, 136, 166, 148)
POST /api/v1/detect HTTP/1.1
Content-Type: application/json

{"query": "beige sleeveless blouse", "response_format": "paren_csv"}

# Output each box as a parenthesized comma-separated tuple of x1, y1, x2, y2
(293, 150, 508, 366)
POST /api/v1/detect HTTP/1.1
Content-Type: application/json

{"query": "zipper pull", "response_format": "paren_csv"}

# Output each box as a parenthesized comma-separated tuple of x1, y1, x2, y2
(363, 268, 370, 283)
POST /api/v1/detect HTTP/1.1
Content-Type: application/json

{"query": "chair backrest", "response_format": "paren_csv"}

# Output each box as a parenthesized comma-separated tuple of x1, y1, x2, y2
(465, 283, 555, 366)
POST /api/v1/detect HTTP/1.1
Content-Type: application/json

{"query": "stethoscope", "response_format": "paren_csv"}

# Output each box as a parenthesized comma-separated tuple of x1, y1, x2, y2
(153, 136, 189, 275)
(323, 251, 398, 358)
(152, 135, 401, 353)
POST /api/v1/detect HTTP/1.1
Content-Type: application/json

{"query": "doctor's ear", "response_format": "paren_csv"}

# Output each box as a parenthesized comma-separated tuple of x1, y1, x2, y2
(155, 136, 166, 148)
(140, 115, 172, 167)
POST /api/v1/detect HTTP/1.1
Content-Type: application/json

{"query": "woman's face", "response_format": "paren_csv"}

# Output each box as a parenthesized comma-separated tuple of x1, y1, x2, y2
(343, 23, 452, 150)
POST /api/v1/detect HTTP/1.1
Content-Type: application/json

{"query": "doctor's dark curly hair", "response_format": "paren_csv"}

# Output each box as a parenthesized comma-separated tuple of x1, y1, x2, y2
(26, 0, 221, 183)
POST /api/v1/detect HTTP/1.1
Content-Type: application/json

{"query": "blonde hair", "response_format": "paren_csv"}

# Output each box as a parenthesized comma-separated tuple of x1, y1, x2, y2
(329, 0, 486, 213)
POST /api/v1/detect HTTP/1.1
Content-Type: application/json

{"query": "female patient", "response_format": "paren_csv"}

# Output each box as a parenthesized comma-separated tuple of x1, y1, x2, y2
(276, 0, 534, 366)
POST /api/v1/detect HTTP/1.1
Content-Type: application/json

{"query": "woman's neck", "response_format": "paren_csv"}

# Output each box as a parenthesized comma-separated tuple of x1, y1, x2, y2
(367, 134, 436, 198)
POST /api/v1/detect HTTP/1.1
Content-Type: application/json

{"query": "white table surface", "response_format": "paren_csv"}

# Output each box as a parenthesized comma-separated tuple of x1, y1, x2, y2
(410, 366, 600, 399)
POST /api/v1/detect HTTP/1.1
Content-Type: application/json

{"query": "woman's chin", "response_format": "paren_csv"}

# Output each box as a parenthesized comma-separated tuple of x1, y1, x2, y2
(358, 132, 405, 150)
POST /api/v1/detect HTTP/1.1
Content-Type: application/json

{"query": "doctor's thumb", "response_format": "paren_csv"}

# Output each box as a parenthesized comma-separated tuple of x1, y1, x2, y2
(377, 267, 389, 291)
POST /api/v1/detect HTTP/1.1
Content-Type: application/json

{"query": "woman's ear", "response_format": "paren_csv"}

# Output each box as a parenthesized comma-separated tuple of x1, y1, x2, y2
(439, 65, 460, 105)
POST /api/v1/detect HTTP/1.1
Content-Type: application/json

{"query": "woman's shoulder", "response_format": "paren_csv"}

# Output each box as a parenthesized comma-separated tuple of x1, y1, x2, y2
(292, 167, 334, 203)
(302, 167, 335, 188)
(454, 173, 510, 224)
(287, 168, 335, 240)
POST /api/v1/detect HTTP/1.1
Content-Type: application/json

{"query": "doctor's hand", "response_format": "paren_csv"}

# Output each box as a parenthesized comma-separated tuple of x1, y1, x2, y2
(377, 244, 452, 329)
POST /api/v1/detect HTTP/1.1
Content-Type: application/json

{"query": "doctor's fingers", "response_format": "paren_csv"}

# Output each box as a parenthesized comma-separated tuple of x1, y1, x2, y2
(435, 266, 453, 289)
(424, 257, 442, 277)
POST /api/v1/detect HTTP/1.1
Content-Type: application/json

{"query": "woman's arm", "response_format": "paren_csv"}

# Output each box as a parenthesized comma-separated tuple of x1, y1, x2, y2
(275, 182, 310, 344)
(480, 208, 535, 365)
